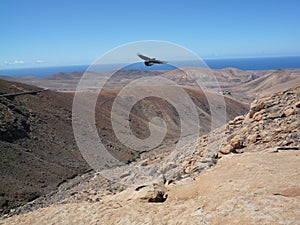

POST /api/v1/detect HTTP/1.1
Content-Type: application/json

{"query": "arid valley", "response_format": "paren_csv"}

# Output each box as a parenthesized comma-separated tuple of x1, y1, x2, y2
(0, 67, 299, 224)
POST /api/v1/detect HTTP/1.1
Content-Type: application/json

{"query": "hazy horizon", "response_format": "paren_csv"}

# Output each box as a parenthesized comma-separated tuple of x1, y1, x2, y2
(1, 56, 300, 77)
(1, 55, 300, 70)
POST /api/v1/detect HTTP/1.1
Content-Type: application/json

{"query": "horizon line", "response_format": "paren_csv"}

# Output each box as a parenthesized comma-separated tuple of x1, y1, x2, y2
(1, 55, 300, 71)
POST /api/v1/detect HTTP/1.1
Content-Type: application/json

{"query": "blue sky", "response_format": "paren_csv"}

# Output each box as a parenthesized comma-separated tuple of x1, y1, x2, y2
(0, 0, 299, 68)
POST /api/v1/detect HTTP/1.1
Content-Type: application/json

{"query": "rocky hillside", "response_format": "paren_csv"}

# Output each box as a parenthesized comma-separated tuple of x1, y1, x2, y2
(2, 85, 298, 224)
(95, 85, 249, 162)
(183, 85, 299, 173)
(0, 80, 90, 215)
(219, 86, 299, 154)
(0, 78, 249, 215)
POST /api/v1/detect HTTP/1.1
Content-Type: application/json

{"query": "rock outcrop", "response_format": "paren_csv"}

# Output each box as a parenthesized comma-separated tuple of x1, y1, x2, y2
(218, 86, 299, 157)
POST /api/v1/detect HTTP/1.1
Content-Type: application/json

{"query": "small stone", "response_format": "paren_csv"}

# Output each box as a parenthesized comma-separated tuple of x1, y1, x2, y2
(273, 128, 282, 134)
(230, 138, 244, 149)
(90, 195, 101, 202)
(135, 183, 167, 203)
(253, 112, 263, 121)
(267, 113, 280, 119)
(220, 145, 233, 154)
(198, 148, 204, 157)
(234, 115, 245, 121)
(295, 101, 300, 108)
(228, 120, 235, 125)
(89, 190, 97, 195)
(250, 101, 266, 117)
(283, 108, 295, 117)
(216, 152, 223, 158)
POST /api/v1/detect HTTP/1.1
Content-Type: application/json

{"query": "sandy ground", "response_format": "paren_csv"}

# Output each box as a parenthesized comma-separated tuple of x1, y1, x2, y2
(2, 149, 299, 225)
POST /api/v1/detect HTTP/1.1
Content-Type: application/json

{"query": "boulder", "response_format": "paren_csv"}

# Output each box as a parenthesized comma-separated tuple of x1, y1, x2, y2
(233, 115, 245, 125)
(283, 108, 295, 117)
(250, 101, 265, 117)
(230, 138, 245, 150)
(234, 115, 245, 121)
(253, 112, 263, 121)
(135, 183, 167, 203)
(220, 145, 233, 154)
(267, 113, 280, 119)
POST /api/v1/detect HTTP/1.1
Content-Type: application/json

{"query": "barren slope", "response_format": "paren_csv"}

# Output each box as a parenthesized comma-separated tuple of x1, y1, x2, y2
(94, 85, 249, 161)
(3, 85, 299, 225)
(0, 79, 90, 214)
(3, 68, 299, 101)
(0, 78, 249, 215)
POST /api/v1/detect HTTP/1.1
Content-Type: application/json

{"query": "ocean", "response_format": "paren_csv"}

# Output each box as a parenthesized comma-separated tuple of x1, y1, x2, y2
(0, 56, 299, 77)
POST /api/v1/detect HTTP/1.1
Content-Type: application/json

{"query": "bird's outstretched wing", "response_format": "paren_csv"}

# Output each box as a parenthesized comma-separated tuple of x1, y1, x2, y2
(137, 53, 153, 61)
(151, 59, 167, 64)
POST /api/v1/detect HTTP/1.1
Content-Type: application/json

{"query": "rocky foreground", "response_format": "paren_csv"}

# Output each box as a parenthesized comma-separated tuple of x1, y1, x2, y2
(2, 86, 300, 224)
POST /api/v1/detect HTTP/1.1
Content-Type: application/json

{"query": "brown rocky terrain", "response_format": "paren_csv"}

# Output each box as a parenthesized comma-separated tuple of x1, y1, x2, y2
(0, 76, 248, 215)
(1, 81, 299, 223)
(95, 85, 249, 162)
(0, 80, 91, 214)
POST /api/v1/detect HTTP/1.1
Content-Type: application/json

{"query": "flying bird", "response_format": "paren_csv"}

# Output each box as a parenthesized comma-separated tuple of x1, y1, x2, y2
(137, 53, 167, 66)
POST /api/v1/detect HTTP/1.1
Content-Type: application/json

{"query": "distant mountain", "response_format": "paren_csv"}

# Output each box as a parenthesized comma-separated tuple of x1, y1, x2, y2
(233, 69, 300, 96)
(162, 68, 300, 101)
(2, 68, 299, 102)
